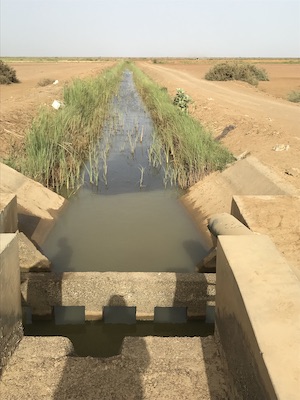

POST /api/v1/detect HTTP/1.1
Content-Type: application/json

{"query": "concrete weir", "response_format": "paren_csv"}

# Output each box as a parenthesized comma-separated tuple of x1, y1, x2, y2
(21, 271, 215, 320)
(1, 156, 300, 399)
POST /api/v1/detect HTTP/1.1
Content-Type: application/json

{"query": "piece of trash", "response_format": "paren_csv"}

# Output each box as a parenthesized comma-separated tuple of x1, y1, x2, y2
(52, 100, 61, 110)
(285, 167, 300, 177)
(272, 144, 290, 152)
(53, 80, 59, 85)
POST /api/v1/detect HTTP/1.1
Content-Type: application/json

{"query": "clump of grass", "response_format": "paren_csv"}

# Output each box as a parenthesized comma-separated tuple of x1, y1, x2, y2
(205, 61, 269, 86)
(130, 63, 234, 188)
(9, 63, 125, 193)
(0, 60, 20, 84)
(287, 90, 300, 103)
(37, 78, 54, 87)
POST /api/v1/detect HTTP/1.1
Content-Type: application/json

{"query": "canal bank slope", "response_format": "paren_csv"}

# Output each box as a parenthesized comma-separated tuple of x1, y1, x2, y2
(182, 155, 300, 279)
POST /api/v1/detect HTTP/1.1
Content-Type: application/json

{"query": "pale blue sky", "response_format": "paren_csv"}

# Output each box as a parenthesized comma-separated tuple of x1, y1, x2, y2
(1, 0, 299, 57)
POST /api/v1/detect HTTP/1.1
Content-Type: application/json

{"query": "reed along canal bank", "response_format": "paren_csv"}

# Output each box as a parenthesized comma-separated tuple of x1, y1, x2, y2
(41, 70, 212, 273)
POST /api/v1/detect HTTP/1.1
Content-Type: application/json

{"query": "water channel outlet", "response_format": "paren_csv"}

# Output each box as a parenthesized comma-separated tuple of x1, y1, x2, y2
(25, 70, 213, 356)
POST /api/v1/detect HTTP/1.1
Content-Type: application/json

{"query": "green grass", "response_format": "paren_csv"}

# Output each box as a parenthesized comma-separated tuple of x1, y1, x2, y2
(9, 63, 125, 193)
(287, 90, 300, 103)
(129, 63, 234, 188)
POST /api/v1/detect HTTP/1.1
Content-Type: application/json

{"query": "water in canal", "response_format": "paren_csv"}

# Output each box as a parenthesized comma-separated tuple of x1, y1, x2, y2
(25, 71, 213, 356)
(41, 70, 209, 273)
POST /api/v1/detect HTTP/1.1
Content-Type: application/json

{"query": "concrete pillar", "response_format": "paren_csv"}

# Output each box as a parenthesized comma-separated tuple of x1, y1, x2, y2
(0, 194, 18, 234)
(0, 233, 23, 371)
(215, 234, 300, 400)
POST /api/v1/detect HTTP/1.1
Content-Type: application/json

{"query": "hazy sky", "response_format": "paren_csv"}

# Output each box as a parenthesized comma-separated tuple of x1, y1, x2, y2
(1, 0, 299, 57)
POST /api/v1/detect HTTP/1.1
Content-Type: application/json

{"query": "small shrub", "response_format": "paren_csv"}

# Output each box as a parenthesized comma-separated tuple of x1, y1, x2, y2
(287, 90, 300, 103)
(173, 88, 192, 113)
(0, 60, 20, 84)
(205, 61, 269, 85)
(0, 75, 11, 84)
(37, 78, 54, 87)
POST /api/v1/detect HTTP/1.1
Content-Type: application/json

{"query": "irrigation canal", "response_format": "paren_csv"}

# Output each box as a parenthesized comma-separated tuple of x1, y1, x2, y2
(25, 70, 212, 356)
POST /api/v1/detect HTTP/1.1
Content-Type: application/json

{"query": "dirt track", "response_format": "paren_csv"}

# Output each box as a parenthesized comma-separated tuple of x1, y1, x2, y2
(136, 62, 300, 189)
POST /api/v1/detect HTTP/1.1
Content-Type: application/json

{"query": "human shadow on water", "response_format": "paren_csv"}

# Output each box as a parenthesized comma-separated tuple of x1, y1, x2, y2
(53, 295, 150, 400)
(51, 237, 73, 272)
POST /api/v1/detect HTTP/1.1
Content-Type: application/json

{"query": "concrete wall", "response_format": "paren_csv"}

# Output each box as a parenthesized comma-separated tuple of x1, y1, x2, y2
(0, 233, 23, 371)
(182, 156, 300, 246)
(0, 162, 67, 246)
(21, 272, 215, 320)
(215, 234, 300, 400)
(0, 194, 18, 234)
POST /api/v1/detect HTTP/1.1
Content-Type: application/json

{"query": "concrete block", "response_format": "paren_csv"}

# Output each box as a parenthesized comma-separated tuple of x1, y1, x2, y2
(0, 162, 67, 246)
(215, 234, 300, 400)
(0, 233, 23, 370)
(0, 194, 18, 233)
(18, 232, 51, 272)
(20, 272, 215, 320)
(232, 195, 300, 280)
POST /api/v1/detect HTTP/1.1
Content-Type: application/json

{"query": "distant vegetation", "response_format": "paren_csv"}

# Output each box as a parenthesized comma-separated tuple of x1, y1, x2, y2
(8, 63, 125, 193)
(130, 63, 234, 188)
(287, 90, 300, 103)
(0, 60, 19, 84)
(205, 61, 269, 85)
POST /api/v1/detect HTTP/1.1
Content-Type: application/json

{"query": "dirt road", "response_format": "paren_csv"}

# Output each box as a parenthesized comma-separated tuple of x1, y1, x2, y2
(136, 62, 300, 189)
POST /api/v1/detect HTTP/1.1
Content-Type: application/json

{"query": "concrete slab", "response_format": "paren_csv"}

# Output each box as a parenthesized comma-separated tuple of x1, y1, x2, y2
(18, 232, 51, 272)
(232, 195, 300, 280)
(182, 156, 300, 245)
(0, 335, 227, 399)
(0, 194, 17, 234)
(21, 272, 215, 320)
(216, 234, 300, 400)
(0, 162, 67, 246)
(0, 233, 23, 370)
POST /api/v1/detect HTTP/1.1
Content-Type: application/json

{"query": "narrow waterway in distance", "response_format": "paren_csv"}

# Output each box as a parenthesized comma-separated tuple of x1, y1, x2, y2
(41, 70, 209, 272)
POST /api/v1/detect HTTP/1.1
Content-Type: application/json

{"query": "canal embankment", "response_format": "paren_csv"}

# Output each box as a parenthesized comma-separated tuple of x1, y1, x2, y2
(1, 153, 300, 398)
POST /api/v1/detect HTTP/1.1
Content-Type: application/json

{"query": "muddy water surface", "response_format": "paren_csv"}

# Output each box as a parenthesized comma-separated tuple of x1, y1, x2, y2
(42, 71, 209, 272)
(27, 71, 213, 356)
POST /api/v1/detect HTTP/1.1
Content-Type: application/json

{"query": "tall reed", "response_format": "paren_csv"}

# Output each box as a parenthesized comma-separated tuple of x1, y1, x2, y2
(12, 63, 125, 193)
(129, 63, 234, 188)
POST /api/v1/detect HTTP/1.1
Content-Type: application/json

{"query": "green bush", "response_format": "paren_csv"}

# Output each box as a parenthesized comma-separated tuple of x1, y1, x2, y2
(173, 88, 192, 113)
(205, 61, 269, 85)
(287, 90, 300, 103)
(0, 60, 20, 84)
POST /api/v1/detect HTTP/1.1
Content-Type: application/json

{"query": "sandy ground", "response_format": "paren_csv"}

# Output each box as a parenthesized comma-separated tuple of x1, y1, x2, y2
(0, 61, 115, 157)
(136, 61, 300, 190)
(0, 60, 299, 188)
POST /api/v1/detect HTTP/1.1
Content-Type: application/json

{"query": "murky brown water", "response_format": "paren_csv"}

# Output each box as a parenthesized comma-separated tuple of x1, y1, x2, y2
(41, 71, 209, 272)
(29, 71, 212, 356)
